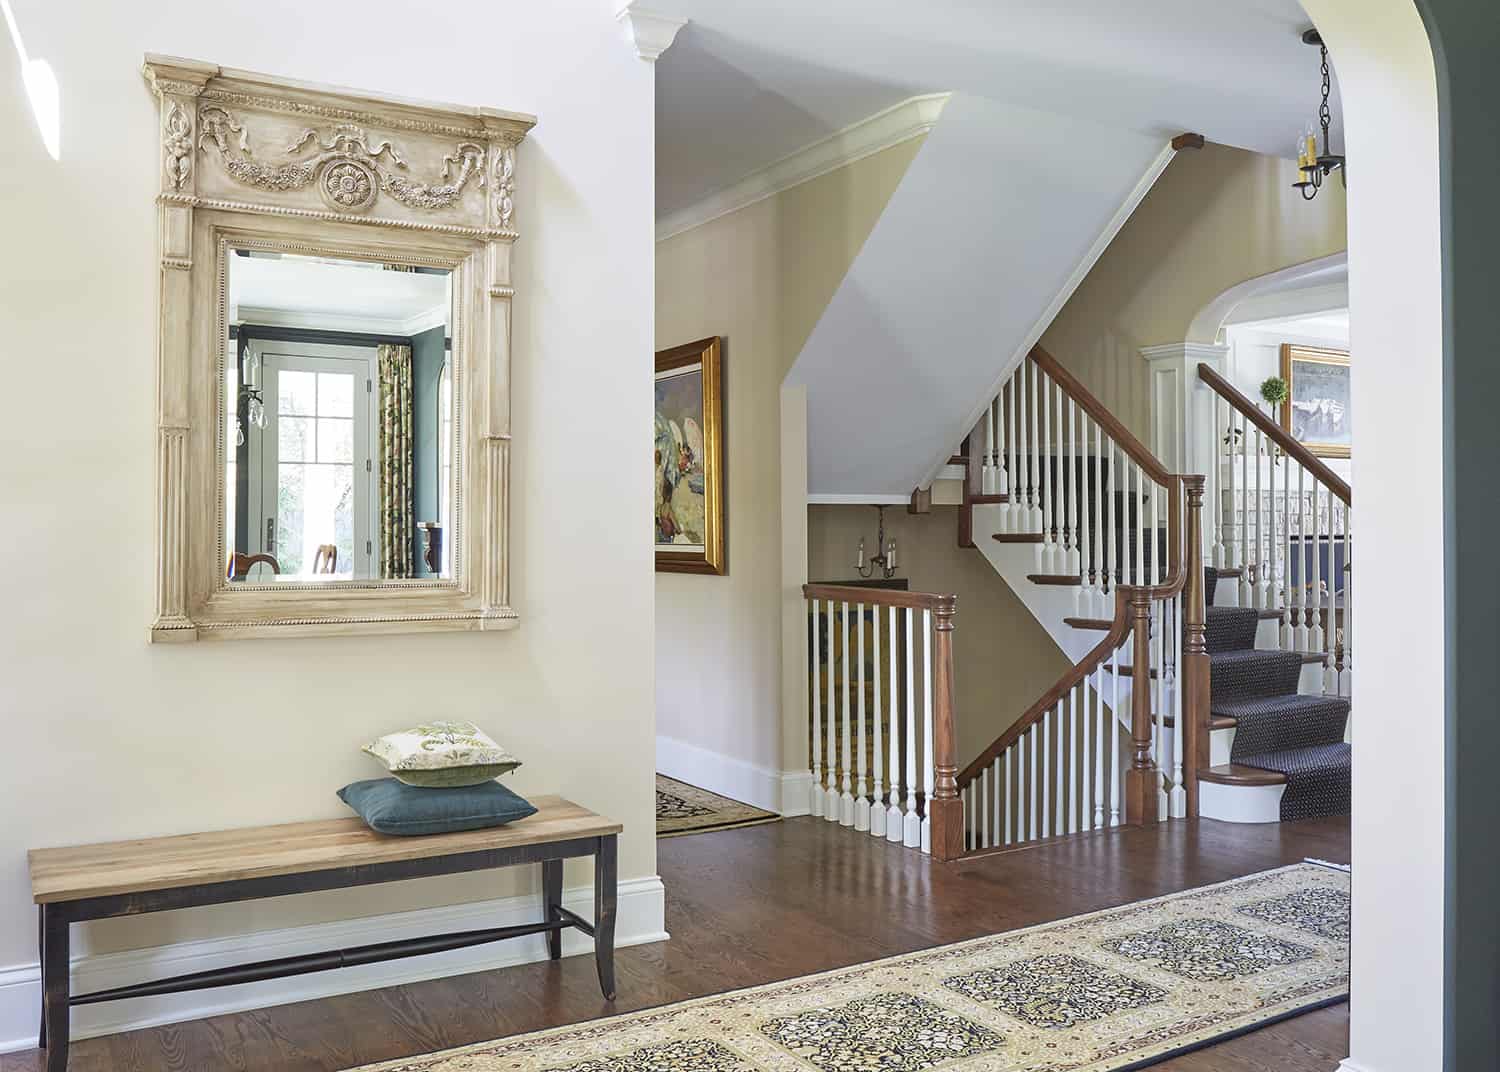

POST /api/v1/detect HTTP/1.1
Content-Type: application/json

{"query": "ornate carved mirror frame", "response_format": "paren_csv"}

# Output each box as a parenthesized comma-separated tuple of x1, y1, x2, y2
(142, 56, 535, 642)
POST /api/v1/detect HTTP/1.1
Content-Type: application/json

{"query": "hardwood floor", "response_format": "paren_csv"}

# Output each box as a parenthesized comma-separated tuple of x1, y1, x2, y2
(1, 815, 1351, 1072)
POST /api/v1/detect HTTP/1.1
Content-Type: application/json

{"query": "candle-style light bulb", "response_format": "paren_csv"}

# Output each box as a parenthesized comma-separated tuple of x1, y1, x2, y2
(1296, 131, 1308, 170)
(887, 538, 897, 571)
(1305, 127, 1319, 169)
(855, 538, 865, 570)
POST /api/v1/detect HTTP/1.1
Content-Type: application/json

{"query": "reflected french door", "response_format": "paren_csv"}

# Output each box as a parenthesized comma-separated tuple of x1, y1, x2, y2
(247, 342, 377, 579)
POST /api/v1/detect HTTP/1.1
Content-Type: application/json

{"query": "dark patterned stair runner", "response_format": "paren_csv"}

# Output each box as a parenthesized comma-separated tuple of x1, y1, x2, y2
(1205, 577, 1351, 821)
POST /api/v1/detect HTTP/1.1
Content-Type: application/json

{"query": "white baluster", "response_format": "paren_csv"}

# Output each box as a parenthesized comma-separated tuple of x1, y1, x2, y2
(1069, 687, 1080, 834)
(1239, 415, 1252, 605)
(1068, 398, 1082, 581)
(1053, 375, 1065, 574)
(1281, 444, 1294, 650)
(1029, 723, 1039, 841)
(1212, 395, 1226, 567)
(1149, 477, 1160, 587)
(1092, 665, 1105, 829)
(996, 387, 1008, 496)
(1133, 462, 1145, 588)
(870, 605, 886, 839)
(1003, 747, 1013, 846)
(1155, 601, 1168, 820)
(1105, 440, 1116, 598)
(1005, 375, 1018, 529)
(825, 600, 839, 821)
(921, 608, 934, 855)
(903, 608, 921, 848)
(809, 600, 824, 818)
(991, 757, 1001, 849)
(1029, 359, 1043, 535)
(1254, 429, 1268, 609)
(1040, 707, 1051, 839)
(1295, 464, 1309, 650)
(1088, 416, 1102, 616)
(840, 602, 854, 825)
(887, 606, 903, 842)
(854, 604, 869, 832)
(1110, 645, 1121, 826)
(1311, 483, 1326, 658)
(1170, 597, 1186, 818)
(1324, 498, 1341, 696)
(1038, 369, 1052, 570)
(979, 767, 988, 850)
(982, 399, 996, 495)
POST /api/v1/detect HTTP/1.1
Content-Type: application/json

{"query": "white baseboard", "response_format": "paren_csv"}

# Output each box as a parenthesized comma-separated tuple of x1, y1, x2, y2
(655, 734, 788, 813)
(0, 876, 667, 1055)
(778, 771, 814, 818)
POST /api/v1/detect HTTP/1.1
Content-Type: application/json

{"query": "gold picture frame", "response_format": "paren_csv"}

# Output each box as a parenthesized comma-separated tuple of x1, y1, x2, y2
(1280, 344, 1351, 459)
(655, 337, 725, 574)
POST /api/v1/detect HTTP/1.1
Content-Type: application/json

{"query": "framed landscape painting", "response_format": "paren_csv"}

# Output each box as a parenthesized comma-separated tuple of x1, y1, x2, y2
(655, 337, 725, 574)
(1280, 344, 1351, 458)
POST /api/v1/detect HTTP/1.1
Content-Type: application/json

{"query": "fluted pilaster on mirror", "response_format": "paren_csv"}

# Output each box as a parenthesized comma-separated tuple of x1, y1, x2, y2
(141, 55, 535, 641)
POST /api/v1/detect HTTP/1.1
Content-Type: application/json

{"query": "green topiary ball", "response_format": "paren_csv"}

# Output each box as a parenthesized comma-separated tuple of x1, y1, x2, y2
(1260, 376, 1289, 407)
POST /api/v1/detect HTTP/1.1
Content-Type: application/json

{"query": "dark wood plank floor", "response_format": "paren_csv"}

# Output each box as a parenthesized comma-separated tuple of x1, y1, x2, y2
(1, 815, 1350, 1072)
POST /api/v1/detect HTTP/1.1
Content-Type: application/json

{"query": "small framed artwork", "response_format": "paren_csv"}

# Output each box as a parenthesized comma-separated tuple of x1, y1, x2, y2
(1280, 344, 1351, 458)
(655, 337, 725, 574)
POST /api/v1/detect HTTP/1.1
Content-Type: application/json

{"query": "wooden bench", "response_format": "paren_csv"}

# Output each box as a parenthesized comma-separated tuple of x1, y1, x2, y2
(28, 795, 620, 1072)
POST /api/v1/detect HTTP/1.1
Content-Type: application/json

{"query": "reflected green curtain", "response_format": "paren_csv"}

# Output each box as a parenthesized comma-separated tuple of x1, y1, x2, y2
(378, 344, 414, 579)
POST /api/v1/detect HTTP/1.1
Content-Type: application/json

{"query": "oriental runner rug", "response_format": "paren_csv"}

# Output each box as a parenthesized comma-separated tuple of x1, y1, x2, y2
(655, 774, 780, 837)
(352, 863, 1348, 1072)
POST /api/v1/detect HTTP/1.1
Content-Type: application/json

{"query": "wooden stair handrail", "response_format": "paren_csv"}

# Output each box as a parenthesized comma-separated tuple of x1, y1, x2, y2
(955, 476, 1191, 786)
(1197, 362, 1351, 505)
(1030, 346, 1172, 486)
(802, 584, 957, 613)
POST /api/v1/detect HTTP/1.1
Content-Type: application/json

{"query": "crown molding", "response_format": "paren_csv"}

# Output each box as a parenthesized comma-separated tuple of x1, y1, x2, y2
(616, 4, 687, 62)
(656, 93, 951, 242)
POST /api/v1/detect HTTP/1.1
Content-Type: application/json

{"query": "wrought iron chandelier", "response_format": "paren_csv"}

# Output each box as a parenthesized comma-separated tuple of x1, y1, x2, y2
(1293, 29, 1345, 201)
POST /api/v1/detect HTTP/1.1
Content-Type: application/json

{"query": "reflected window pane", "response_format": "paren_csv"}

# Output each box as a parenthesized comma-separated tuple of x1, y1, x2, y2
(279, 416, 313, 462)
(319, 372, 354, 418)
(278, 370, 316, 416)
(276, 463, 306, 575)
(317, 417, 353, 463)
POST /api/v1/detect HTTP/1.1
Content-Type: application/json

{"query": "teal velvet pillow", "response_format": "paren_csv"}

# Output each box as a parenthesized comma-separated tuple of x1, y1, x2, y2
(337, 778, 538, 836)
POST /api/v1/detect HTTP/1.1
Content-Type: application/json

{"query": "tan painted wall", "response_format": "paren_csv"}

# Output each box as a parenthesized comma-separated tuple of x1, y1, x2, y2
(655, 139, 925, 776)
(807, 506, 1070, 767)
(1042, 143, 1348, 438)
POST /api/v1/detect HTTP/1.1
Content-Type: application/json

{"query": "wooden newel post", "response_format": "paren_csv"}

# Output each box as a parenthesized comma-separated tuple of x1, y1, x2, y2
(1124, 588, 1159, 825)
(929, 595, 964, 861)
(1181, 475, 1209, 818)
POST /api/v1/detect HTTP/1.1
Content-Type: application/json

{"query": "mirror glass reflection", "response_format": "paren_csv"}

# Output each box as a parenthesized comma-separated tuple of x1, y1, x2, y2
(224, 251, 454, 583)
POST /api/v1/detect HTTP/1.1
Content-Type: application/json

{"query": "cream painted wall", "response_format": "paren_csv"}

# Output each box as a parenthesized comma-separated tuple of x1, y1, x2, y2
(1042, 144, 1347, 439)
(1297, 3, 1446, 1070)
(0, 0, 654, 973)
(655, 139, 923, 783)
(807, 506, 1070, 767)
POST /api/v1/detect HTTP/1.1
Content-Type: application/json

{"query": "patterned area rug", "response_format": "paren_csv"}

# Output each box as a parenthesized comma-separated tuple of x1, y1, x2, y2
(656, 774, 780, 838)
(349, 863, 1348, 1072)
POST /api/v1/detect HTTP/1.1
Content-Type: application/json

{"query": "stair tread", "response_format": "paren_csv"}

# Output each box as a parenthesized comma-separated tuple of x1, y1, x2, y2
(1239, 741, 1352, 775)
(1214, 691, 1352, 720)
(970, 493, 1009, 504)
(1199, 763, 1289, 787)
(1063, 616, 1112, 631)
(1028, 573, 1081, 585)
(992, 533, 1045, 543)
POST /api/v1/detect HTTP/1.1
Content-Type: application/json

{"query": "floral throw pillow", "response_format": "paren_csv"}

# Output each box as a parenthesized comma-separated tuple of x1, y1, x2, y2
(364, 721, 521, 788)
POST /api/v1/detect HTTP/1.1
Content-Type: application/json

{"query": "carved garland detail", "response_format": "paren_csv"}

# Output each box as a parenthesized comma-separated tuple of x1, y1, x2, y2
(163, 104, 194, 190)
(196, 107, 488, 214)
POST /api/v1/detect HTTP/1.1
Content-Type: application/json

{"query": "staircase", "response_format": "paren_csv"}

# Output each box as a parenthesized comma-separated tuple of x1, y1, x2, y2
(1197, 569, 1352, 822)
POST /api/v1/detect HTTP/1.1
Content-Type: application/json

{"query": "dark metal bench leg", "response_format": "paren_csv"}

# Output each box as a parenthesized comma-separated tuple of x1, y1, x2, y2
(542, 858, 563, 961)
(593, 835, 617, 1000)
(42, 906, 69, 1071)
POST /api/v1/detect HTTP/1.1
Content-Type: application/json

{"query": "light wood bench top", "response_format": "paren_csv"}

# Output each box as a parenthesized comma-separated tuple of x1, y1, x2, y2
(29, 795, 619, 904)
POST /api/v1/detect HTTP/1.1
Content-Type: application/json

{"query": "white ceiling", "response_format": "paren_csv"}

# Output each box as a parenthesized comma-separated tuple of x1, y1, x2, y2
(229, 256, 449, 333)
(654, 0, 1342, 218)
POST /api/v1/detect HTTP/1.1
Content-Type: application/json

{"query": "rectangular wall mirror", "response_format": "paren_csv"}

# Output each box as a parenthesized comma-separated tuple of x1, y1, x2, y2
(142, 55, 534, 641)
(226, 252, 456, 584)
